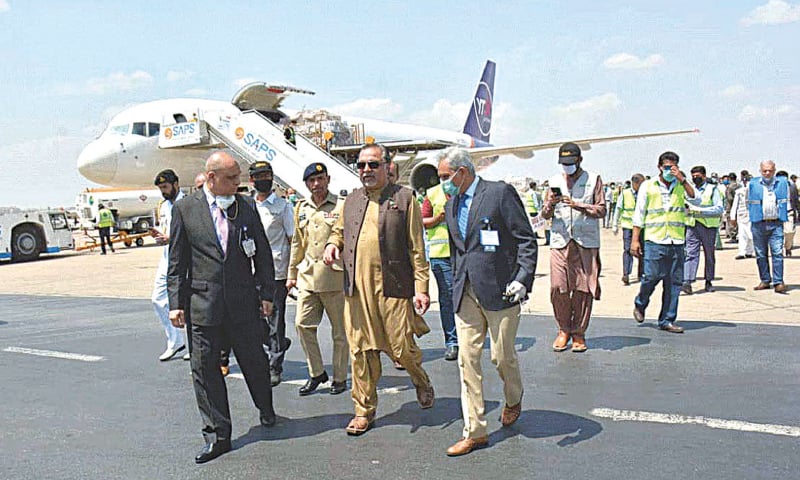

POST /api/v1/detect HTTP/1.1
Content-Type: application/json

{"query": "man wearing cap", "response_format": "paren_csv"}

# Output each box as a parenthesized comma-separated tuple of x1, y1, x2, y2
(631, 152, 701, 333)
(748, 160, 789, 293)
(287, 162, 349, 396)
(542, 142, 605, 352)
(682, 166, 724, 294)
(323, 143, 434, 436)
(151, 169, 187, 361)
(249, 161, 295, 385)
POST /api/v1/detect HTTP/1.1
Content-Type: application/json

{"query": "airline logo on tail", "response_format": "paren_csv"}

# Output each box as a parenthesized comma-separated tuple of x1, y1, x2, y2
(463, 60, 496, 145)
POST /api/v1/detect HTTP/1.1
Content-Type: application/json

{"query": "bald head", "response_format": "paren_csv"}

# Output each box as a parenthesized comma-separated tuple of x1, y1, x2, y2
(194, 172, 207, 189)
(205, 152, 241, 195)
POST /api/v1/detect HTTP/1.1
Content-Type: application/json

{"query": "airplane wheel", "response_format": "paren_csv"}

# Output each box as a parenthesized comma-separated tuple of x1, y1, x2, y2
(11, 225, 41, 262)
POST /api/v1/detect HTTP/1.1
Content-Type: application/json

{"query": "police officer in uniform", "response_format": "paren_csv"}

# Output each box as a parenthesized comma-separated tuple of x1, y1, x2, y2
(287, 162, 349, 395)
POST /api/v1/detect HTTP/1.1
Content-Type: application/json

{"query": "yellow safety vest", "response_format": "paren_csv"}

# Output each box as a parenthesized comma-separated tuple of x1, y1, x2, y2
(426, 185, 450, 258)
(525, 190, 539, 215)
(97, 208, 115, 228)
(642, 179, 686, 242)
(619, 188, 636, 229)
(686, 184, 721, 228)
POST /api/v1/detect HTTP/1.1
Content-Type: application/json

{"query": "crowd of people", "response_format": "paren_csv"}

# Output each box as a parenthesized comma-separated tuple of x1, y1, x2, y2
(146, 142, 796, 463)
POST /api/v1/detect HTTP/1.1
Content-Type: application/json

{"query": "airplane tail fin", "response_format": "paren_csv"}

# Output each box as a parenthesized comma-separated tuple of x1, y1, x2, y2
(462, 60, 496, 145)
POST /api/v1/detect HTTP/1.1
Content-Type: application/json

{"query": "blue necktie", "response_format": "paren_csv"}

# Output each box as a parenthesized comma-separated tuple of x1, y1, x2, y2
(458, 193, 469, 240)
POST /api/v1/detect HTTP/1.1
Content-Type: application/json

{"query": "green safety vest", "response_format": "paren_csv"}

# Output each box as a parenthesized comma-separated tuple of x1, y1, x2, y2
(612, 189, 619, 202)
(642, 179, 687, 242)
(97, 208, 115, 228)
(426, 185, 450, 258)
(686, 184, 721, 228)
(525, 190, 539, 215)
(619, 188, 636, 229)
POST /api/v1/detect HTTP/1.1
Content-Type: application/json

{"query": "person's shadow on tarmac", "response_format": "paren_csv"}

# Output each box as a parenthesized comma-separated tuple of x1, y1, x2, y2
(490, 409, 603, 447)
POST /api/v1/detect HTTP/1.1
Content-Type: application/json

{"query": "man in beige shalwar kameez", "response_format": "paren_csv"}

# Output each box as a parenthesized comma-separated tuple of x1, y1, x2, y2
(324, 144, 435, 435)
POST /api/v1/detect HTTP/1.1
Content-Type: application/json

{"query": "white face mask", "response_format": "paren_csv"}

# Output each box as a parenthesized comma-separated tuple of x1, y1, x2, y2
(562, 164, 577, 176)
(216, 195, 235, 210)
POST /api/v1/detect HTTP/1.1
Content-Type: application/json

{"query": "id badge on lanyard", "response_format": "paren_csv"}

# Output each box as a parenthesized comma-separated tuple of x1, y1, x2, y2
(241, 226, 256, 258)
(479, 217, 499, 252)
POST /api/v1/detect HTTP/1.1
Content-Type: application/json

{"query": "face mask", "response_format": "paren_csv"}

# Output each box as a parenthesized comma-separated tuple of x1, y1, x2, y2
(288, 194, 298, 203)
(662, 167, 675, 183)
(216, 195, 235, 210)
(441, 168, 463, 196)
(254, 179, 273, 193)
(562, 164, 577, 176)
(692, 177, 704, 187)
(722, 179, 729, 185)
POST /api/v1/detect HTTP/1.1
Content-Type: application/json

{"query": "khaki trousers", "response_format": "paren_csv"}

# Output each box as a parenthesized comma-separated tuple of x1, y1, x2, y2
(350, 341, 429, 417)
(455, 283, 523, 439)
(295, 289, 349, 383)
(784, 211, 796, 253)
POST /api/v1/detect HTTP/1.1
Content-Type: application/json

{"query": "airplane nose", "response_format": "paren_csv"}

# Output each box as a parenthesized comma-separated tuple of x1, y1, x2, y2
(77, 140, 118, 185)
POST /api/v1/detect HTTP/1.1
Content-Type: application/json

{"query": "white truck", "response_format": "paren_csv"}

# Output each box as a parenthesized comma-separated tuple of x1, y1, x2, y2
(0, 209, 74, 262)
(75, 188, 161, 233)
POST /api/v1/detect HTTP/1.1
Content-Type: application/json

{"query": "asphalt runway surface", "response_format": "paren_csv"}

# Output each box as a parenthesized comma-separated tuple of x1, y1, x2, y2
(1, 294, 798, 479)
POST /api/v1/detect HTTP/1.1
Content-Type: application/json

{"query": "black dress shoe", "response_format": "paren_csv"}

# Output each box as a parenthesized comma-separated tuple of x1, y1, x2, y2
(299, 371, 329, 396)
(444, 345, 459, 361)
(260, 410, 276, 427)
(330, 381, 347, 395)
(705, 281, 715, 293)
(681, 282, 693, 295)
(195, 440, 231, 464)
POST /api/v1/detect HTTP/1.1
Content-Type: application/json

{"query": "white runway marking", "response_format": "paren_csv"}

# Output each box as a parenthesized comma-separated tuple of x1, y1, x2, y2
(590, 408, 800, 437)
(3, 346, 105, 362)
(228, 373, 408, 394)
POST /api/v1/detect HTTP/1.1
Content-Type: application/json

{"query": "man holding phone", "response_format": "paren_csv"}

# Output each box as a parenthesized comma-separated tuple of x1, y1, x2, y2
(542, 143, 606, 353)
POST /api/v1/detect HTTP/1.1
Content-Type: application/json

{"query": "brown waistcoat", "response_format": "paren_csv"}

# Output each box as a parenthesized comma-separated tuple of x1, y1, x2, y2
(341, 183, 415, 298)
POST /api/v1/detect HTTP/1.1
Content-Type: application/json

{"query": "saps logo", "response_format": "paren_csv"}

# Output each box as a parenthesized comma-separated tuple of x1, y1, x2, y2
(241, 132, 277, 162)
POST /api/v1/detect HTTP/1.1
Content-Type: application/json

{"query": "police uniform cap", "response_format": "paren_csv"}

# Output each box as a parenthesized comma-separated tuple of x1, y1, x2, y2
(558, 142, 581, 164)
(249, 161, 273, 175)
(154, 169, 179, 185)
(303, 162, 328, 181)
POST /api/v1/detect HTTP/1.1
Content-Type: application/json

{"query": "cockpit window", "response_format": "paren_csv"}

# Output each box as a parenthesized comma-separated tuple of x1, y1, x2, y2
(108, 124, 129, 135)
(173, 113, 187, 123)
(148, 123, 160, 137)
(132, 122, 146, 136)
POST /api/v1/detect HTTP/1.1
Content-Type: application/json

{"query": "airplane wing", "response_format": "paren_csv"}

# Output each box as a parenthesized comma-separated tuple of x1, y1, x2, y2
(330, 138, 459, 157)
(466, 128, 700, 162)
(231, 83, 315, 111)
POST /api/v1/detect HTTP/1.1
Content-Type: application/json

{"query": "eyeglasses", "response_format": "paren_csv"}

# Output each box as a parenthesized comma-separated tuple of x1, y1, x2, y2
(356, 160, 383, 170)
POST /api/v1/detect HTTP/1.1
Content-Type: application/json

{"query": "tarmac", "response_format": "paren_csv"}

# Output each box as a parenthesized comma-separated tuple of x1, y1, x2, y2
(0, 228, 798, 479)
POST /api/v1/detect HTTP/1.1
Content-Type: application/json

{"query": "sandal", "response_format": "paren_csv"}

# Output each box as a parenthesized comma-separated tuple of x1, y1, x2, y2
(345, 415, 374, 436)
(552, 331, 570, 352)
(571, 334, 588, 353)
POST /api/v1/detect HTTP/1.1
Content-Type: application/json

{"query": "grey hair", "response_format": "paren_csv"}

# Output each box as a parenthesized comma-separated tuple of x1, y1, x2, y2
(435, 147, 475, 175)
(760, 159, 776, 169)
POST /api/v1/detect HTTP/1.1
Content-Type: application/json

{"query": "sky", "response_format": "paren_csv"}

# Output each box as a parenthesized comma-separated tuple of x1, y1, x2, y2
(0, 1, 798, 207)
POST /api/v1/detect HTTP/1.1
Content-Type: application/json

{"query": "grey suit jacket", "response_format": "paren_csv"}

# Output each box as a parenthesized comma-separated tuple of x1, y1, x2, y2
(445, 178, 537, 312)
(167, 189, 275, 327)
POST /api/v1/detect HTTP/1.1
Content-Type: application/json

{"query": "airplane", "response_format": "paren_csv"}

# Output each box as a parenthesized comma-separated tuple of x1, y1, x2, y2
(77, 60, 697, 194)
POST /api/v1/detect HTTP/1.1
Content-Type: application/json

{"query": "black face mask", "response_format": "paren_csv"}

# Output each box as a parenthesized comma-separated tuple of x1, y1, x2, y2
(692, 177, 704, 187)
(254, 179, 273, 193)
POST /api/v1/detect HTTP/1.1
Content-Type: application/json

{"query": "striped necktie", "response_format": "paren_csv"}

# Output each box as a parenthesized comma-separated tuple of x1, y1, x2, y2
(212, 204, 228, 255)
(458, 193, 469, 240)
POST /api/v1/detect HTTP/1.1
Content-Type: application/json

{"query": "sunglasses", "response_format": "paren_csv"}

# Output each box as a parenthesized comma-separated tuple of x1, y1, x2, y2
(356, 160, 383, 170)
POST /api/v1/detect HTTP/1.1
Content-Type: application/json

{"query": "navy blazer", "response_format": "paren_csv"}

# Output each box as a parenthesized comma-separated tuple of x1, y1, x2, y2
(167, 190, 275, 327)
(445, 178, 537, 312)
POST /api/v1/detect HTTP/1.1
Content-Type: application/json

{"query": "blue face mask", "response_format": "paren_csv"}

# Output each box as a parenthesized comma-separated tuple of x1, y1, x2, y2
(662, 167, 675, 183)
(441, 169, 463, 196)
(722, 179, 729, 185)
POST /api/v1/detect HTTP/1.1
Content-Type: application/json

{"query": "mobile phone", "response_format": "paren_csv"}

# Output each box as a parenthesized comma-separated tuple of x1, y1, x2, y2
(550, 187, 562, 196)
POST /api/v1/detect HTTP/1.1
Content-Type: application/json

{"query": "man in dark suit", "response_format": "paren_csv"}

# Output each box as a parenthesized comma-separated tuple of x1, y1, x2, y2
(437, 147, 538, 456)
(168, 152, 277, 464)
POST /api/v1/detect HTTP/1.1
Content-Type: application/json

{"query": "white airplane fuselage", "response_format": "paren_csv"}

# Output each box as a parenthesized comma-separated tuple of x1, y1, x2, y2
(77, 99, 466, 188)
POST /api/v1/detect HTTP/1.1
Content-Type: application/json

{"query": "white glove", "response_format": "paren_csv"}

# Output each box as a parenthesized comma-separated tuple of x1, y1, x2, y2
(505, 281, 527, 303)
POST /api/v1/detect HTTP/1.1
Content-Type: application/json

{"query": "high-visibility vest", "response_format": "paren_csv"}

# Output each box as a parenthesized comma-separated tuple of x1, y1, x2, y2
(525, 190, 540, 215)
(612, 188, 619, 203)
(426, 185, 450, 258)
(619, 188, 636, 229)
(642, 178, 686, 242)
(686, 184, 721, 228)
(97, 208, 115, 228)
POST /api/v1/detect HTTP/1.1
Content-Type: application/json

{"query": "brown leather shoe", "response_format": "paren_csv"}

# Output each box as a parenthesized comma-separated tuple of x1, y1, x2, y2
(571, 334, 588, 353)
(393, 359, 405, 370)
(633, 306, 645, 323)
(501, 401, 522, 426)
(659, 322, 684, 334)
(754, 282, 771, 290)
(416, 383, 435, 409)
(552, 331, 570, 352)
(446, 436, 489, 456)
(622, 275, 630, 286)
(345, 415, 375, 436)
(774, 283, 787, 293)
